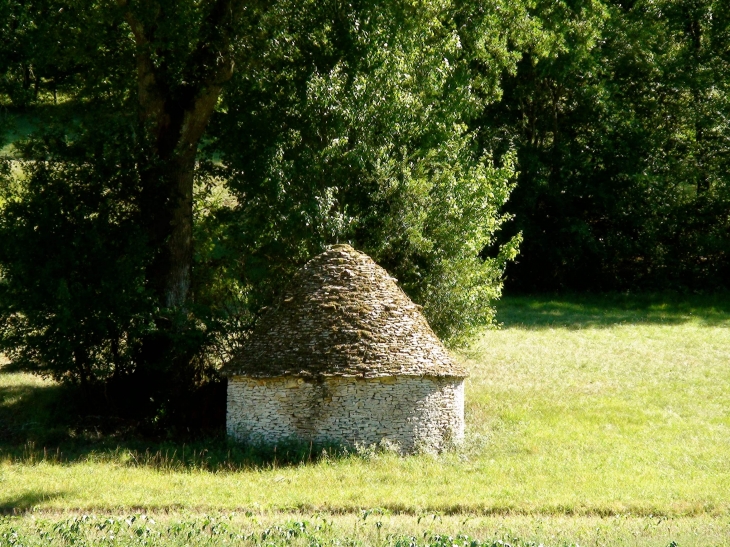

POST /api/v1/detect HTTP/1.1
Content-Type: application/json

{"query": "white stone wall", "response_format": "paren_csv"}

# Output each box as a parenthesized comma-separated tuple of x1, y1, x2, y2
(226, 375, 464, 453)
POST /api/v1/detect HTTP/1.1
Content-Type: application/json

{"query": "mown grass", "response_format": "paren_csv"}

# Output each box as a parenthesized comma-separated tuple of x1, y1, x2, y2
(1, 293, 729, 544)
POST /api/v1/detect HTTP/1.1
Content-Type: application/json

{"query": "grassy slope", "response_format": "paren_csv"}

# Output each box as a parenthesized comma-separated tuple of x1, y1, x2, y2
(1, 294, 729, 518)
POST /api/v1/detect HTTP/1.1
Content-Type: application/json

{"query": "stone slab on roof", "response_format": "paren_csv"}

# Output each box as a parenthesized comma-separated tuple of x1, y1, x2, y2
(224, 244, 467, 379)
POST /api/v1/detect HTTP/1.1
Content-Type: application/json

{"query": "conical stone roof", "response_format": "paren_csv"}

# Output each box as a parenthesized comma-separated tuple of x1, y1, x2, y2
(224, 244, 466, 379)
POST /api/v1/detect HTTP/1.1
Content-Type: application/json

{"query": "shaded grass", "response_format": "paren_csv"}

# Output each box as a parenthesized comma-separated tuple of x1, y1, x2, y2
(1, 106, 41, 157)
(0, 102, 81, 158)
(0, 372, 76, 446)
(496, 291, 730, 328)
(1, 293, 729, 519)
(0, 367, 342, 469)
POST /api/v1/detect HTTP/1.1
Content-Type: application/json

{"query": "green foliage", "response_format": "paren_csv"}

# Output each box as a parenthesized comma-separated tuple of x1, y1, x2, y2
(0, 0, 97, 107)
(0, 0, 521, 428)
(0, 123, 153, 387)
(0, 104, 226, 425)
(3, 0, 729, 416)
(480, 0, 730, 291)
(208, 0, 522, 344)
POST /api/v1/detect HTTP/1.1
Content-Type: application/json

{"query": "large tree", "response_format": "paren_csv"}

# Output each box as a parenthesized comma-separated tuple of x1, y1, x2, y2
(0, 0, 523, 420)
(1, 0, 269, 414)
(116, 0, 258, 309)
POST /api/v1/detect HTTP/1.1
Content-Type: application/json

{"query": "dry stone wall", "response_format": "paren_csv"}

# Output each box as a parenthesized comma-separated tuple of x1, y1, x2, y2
(227, 375, 465, 453)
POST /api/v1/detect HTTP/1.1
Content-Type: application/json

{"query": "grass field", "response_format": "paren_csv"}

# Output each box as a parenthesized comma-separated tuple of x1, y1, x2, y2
(2, 512, 729, 546)
(2, 293, 730, 545)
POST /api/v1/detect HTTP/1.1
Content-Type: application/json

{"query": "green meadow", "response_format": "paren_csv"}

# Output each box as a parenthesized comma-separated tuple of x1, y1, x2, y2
(2, 294, 730, 545)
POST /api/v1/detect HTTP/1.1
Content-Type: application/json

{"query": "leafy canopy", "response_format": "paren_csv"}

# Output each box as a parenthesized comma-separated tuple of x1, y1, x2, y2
(0, 0, 524, 421)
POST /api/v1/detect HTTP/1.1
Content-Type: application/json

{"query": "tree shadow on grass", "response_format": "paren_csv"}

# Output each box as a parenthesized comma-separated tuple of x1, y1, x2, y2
(0, 367, 347, 471)
(0, 491, 67, 515)
(497, 292, 730, 330)
(1, 102, 81, 158)
(0, 375, 76, 446)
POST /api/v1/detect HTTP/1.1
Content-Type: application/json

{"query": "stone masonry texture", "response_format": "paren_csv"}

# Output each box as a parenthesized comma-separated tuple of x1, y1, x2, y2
(227, 375, 465, 453)
(224, 244, 467, 452)
(224, 244, 467, 378)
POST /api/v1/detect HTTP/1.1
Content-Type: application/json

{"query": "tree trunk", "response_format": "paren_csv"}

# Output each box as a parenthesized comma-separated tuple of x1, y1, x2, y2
(164, 156, 195, 308)
(141, 144, 197, 310)
(121, 1, 236, 309)
(149, 88, 226, 308)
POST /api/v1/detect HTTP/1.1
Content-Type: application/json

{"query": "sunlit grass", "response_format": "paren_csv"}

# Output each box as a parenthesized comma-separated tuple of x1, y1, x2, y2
(2, 512, 729, 547)
(1, 294, 729, 519)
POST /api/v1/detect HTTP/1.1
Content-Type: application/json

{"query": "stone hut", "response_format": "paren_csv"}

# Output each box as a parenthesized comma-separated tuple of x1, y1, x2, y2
(223, 244, 467, 453)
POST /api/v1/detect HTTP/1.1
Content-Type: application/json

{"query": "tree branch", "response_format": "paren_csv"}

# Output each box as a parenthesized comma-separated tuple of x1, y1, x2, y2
(117, 0, 167, 143)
